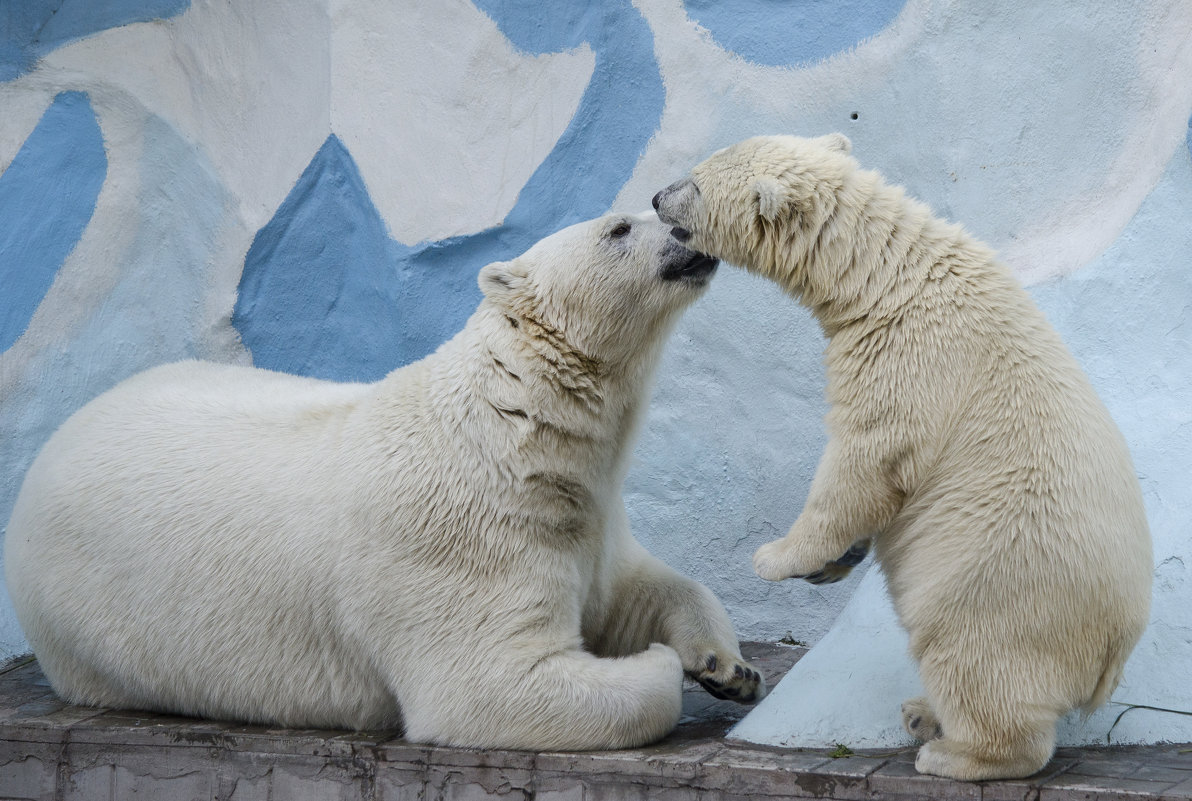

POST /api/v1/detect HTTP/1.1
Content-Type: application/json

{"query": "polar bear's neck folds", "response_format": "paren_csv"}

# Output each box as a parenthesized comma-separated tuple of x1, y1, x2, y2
(391, 307, 664, 502)
(774, 171, 1002, 339)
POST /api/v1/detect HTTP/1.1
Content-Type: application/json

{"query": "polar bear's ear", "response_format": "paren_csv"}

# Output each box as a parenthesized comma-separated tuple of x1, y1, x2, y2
(479, 259, 529, 304)
(816, 133, 852, 154)
(752, 176, 790, 222)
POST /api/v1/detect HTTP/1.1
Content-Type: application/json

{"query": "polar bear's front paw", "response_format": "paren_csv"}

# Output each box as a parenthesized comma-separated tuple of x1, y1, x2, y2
(800, 563, 854, 584)
(752, 539, 802, 581)
(686, 652, 766, 703)
(801, 540, 871, 585)
(752, 538, 831, 582)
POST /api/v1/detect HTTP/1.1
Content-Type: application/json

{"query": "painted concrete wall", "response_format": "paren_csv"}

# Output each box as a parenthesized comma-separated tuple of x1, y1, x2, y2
(1, 0, 1189, 745)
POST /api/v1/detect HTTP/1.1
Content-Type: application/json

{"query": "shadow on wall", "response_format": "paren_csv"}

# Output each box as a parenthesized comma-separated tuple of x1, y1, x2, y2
(233, 0, 666, 382)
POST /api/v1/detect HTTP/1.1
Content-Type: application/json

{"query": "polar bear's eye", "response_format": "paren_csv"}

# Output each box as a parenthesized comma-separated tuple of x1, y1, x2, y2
(609, 223, 631, 239)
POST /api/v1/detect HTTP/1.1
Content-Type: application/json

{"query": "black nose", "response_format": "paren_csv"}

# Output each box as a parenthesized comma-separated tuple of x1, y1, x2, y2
(652, 190, 662, 210)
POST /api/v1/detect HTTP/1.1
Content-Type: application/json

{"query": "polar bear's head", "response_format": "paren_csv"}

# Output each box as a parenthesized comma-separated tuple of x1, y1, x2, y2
(652, 134, 854, 289)
(477, 211, 717, 366)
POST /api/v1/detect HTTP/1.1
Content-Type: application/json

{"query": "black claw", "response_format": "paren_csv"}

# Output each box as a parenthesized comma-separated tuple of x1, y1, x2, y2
(833, 541, 870, 567)
(733, 664, 745, 679)
(705, 654, 718, 673)
(910, 716, 922, 730)
(700, 680, 731, 700)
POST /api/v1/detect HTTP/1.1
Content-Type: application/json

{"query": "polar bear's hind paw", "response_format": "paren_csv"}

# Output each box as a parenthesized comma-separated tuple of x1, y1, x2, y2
(902, 696, 943, 742)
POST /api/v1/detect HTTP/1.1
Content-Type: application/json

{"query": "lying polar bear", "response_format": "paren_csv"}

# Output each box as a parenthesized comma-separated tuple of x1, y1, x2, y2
(653, 135, 1152, 780)
(5, 211, 762, 751)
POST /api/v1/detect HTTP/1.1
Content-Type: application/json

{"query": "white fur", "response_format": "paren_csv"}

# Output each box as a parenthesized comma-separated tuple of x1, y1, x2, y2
(4, 211, 762, 750)
(655, 136, 1152, 780)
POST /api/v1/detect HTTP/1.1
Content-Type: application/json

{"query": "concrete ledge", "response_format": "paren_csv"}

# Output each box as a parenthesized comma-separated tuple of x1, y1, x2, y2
(1, 644, 1189, 800)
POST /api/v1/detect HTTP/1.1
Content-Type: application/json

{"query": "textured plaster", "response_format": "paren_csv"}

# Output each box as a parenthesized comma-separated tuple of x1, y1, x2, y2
(39, 0, 333, 231)
(684, 0, 906, 67)
(0, 91, 105, 352)
(234, 135, 427, 381)
(0, 0, 189, 81)
(330, 0, 596, 244)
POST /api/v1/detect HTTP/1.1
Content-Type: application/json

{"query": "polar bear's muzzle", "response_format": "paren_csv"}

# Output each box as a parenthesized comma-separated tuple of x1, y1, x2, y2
(652, 179, 698, 242)
(660, 249, 718, 284)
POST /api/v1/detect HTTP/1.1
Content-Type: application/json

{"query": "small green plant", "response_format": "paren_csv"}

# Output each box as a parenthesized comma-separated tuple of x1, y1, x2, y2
(829, 743, 855, 758)
(778, 632, 809, 647)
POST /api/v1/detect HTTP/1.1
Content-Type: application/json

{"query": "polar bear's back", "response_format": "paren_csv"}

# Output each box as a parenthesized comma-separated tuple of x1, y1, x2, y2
(4, 360, 402, 728)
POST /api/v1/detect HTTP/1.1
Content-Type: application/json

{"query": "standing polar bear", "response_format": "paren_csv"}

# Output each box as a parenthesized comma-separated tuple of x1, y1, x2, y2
(653, 135, 1152, 780)
(5, 211, 764, 751)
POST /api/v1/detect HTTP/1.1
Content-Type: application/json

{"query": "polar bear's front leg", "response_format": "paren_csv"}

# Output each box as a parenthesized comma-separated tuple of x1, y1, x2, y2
(753, 436, 901, 582)
(592, 536, 765, 704)
(661, 579, 765, 704)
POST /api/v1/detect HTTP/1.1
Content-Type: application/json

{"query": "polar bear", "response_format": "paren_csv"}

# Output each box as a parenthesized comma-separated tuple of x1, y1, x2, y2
(653, 135, 1152, 780)
(4, 211, 763, 751)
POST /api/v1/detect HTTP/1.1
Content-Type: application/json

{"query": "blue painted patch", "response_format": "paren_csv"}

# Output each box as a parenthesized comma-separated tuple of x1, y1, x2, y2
(1, 0, 189, 82)
(236, 2, 666, 381)
(473, 0, 665, 228)
(684, 0, 906, 67)
(0, 91, 106, 352)
(236, 136, 496, 382)
(235, 136, 410, 382)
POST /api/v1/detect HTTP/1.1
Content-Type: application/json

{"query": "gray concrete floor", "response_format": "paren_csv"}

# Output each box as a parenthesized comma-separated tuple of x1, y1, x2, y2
(1, 643, 1188, 800)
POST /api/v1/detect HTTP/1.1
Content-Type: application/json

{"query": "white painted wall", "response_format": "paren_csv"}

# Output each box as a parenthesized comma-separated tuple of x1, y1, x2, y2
(1, 0, 1189, 745)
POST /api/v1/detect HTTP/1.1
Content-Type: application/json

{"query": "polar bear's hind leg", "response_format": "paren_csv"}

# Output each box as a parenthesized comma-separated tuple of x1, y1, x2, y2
(910, 675, 1056, 780)
(914, 724, 1054, 781)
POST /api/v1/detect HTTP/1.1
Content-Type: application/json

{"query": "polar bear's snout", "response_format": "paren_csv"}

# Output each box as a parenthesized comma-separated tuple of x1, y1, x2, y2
(652, 179, 699, 240)
(660, 246, 718, 284)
